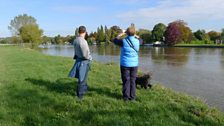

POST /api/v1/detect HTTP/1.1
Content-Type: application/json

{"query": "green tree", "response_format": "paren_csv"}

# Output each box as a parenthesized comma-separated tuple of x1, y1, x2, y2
(42, 36, 51, 44)
(54, 35, 63, 44)
(10, 36, 22, 44)
(207, 31, 220, 42)
(97, 25, 105, 43)
(0, 39, 8, 44)
(87, 37, 96, 45)
(19, 24, 43, 47)
(193, 29, 211, 44)
(64, 35, 75, 44)
(87, 32, 97, 44)
(151, 23, 166, 42)
(8, 14, 37, 36)
(110, 25, 121, 41)
(194, 30, 206, 40)
(221, 28, 224, 41)
(180, 25, 192, 43)
(137, 29, 152, 44)
(105, 25, 111, 43)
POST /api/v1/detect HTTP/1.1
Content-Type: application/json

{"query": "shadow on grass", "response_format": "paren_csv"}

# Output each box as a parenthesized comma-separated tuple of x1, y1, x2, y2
(25, 78, 122, 99)
(25, 78, 76, 96)
(88, 86, 122, 99)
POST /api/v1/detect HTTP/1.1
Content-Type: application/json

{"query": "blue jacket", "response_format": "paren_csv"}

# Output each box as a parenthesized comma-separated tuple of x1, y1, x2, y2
(114, 36, 140, 67)
(68, 58, 90, 82)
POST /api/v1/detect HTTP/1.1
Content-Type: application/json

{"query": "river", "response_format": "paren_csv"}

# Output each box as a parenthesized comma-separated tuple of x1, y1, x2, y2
(39, 44, 224, 111)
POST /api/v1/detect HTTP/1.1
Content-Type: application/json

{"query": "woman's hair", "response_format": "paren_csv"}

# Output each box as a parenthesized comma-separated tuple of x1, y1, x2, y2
(78, 26, 86, 34)
(126, 25, 136, 36)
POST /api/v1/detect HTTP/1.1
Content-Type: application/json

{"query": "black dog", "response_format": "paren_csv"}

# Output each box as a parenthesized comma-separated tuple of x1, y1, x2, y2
(135, 73, 152, 89)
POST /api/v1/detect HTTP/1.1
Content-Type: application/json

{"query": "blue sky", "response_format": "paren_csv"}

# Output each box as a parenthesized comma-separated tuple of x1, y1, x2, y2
(0, 0, 224, 37)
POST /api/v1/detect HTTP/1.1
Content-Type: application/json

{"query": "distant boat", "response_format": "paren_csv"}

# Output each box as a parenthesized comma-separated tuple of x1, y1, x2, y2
(153, 41, 166, 47)
(141, 43, 153, 46)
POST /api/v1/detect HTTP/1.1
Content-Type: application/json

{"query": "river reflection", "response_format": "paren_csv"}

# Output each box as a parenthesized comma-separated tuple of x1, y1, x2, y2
(39, 45, 224, 111)
(151, 47, 190, 66)
(92, 45, 120, 56)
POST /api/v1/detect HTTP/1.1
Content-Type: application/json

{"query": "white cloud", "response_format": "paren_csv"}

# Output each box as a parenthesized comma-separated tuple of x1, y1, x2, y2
(117, 0, 224, 30)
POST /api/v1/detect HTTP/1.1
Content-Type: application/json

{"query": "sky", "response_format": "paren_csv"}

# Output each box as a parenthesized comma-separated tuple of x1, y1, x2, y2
(0, 0, 224, 37)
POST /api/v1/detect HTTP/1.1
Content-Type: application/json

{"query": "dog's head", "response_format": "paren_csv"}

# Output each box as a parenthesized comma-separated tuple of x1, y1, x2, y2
(142, 73, 152, 89)
(143, 72, 152, 80)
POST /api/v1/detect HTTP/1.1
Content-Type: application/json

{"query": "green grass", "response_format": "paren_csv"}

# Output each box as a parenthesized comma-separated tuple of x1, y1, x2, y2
(175, 41, 224, 47)
(0, 46, 224, 126)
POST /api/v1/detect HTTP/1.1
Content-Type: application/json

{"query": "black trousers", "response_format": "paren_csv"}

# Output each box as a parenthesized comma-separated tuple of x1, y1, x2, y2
(120, 66, 138, 100)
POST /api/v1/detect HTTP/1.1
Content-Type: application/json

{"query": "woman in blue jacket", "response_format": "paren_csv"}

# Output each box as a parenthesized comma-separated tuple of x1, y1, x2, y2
(113, 25, 142, 101)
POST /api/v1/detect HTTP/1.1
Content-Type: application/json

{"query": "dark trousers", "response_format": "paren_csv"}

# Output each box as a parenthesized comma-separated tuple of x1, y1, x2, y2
(77, 62, 90, 98)
(77, 71, 88, 98)
(120, 66, 138, 100)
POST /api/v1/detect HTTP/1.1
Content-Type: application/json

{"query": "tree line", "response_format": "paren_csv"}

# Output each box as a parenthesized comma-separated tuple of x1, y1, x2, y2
(1, 14, 224, 46)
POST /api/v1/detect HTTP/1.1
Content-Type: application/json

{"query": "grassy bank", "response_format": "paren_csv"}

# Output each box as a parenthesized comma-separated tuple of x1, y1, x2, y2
(175, 41, 224, 48)
(0, 46, 224, 126)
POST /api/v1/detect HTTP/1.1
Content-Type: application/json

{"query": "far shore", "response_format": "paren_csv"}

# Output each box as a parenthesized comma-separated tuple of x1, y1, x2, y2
(141, 43, 224, 48)
(0, 44, 16, 46)
(173, 44, 224, 48)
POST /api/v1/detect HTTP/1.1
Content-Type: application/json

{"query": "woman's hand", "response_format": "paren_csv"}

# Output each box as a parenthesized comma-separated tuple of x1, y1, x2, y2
(117, 32, 126, 39)
(118, 32, 126, 37)
(135, 35, 140, 39)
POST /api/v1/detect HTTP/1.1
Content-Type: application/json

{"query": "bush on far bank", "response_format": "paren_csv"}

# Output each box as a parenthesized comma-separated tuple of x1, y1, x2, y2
(0, 39, 8, 44)
(190, 40, 213, 45)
